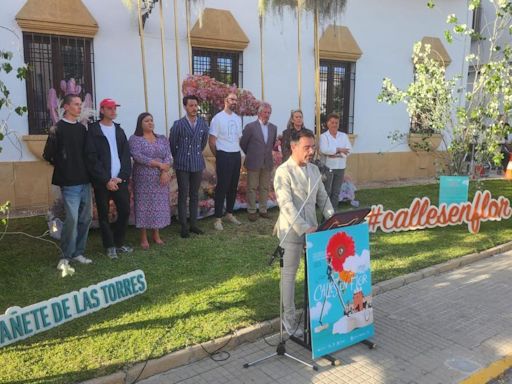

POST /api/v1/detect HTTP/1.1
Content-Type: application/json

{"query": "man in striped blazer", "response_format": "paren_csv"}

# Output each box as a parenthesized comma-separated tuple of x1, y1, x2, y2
(169, 95, 209, 238)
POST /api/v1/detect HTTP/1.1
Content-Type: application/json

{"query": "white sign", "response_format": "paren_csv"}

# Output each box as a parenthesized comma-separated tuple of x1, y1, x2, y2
(0, 270, 147, 348)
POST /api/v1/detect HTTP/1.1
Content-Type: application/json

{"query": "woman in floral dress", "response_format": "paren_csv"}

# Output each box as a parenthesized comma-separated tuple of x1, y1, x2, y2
(129, 112, 172, 249)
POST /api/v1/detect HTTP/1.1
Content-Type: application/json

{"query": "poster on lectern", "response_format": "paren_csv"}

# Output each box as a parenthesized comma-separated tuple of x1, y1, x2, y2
(305, 222, 374, 359)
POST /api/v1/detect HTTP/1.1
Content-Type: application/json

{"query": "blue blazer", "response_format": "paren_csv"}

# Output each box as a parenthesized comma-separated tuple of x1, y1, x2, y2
(169, 116, 209, 172)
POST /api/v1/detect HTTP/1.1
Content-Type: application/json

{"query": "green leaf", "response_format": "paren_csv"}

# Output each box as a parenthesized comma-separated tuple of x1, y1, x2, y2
(469, 0, 481, 11)
(14, 106, 27, 116)
(0, 51, 13, 60)
(427, 0, 435, 9)
(1, 62, 13, 74)
(444, 30, 453, 43)
(16, 65, 29, 80)
(447, 14, 458, 24)
(454, 24, 466, 33)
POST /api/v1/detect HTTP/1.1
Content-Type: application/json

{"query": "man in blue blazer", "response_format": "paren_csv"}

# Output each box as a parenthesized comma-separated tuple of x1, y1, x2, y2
(240, 102, 277, 221)
(170, 95, 209, 238)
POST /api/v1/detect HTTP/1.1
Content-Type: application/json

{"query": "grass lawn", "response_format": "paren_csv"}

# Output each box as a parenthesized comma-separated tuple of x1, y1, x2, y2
(0, 179, 511, 383)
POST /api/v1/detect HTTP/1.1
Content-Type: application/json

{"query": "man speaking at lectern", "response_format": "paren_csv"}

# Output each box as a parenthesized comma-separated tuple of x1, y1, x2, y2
(274, 129, 334, 336)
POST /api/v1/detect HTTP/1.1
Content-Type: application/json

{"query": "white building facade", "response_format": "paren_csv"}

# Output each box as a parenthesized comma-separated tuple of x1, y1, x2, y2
(0, 0, 472, 211)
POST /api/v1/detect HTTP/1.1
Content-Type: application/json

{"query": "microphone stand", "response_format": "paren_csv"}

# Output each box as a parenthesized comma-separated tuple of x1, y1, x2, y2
(244, 163, 328, 371)
(268, 162, 330, 266)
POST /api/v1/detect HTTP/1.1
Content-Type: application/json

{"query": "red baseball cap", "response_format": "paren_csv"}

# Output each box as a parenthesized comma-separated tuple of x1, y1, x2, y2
(99, 98, 120, 108)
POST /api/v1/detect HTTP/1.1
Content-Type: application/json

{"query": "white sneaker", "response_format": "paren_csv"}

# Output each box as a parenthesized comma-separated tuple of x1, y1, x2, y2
(72, 255, 93, 264)
(225, 214, 241, 225)
(213, 219, 224, 231)
(57, 259, 75, 277)
(57, 259, 70, 270)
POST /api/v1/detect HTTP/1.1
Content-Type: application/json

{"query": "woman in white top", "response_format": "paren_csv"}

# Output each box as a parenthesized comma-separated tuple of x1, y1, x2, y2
(319, 113, 352, 208)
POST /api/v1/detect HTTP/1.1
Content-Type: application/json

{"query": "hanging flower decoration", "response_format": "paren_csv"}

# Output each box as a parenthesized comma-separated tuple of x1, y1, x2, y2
(259, 0, 347, 20)
(47, 78, 95, 127)
(182, 74, 261, 116)
(326, 232, 355, 283)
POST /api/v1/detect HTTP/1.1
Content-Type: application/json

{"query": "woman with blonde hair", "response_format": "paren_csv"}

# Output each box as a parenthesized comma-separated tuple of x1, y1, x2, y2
(280, 109, 312, 162)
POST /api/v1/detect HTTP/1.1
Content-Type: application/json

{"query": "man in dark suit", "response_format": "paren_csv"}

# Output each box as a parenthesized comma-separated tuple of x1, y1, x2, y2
(240, 102, 277, 221)
(170, 95, 209, 238)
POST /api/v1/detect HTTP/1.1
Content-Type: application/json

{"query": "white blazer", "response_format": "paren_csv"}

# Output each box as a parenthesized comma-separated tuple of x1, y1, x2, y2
(273, 157, 334, 244)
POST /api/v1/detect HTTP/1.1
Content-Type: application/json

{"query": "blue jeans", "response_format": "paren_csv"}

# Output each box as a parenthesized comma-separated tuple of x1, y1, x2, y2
(60, 184, 92, 259)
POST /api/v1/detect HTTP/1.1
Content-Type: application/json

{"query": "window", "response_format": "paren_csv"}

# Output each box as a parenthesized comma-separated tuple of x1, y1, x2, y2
(192, 48, 242, 86)
(192, 48, 242, 120)
(471, 5, 482, 40)
(320, 60, 355, 134)
(23, 33, 95, 134)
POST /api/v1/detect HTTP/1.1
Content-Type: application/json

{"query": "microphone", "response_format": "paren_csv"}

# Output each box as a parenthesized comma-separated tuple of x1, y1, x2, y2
(311, 159, 331, 181)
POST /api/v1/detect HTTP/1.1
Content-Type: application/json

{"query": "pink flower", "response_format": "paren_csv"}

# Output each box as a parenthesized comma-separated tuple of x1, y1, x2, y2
(83, 93, 92, 109)
(47, 88, 59, 125)
(182, 74, 261, 116)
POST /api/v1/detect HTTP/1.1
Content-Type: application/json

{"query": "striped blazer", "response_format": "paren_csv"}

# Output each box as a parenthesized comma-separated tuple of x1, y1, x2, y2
(169, 116, 209, 172)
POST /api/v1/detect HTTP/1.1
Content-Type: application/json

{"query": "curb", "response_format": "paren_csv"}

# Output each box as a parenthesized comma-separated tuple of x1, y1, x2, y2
(82, 318, 280, 384)
(82, 241, 512, 384)
(459, 355, 512, 384)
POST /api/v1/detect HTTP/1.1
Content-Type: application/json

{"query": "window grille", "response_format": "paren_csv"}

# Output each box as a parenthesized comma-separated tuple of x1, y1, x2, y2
(319, 60, 355, 134)
(192, 48, 243, 121)
(471, 5, 482, 40)
(23, 33, 95, 134)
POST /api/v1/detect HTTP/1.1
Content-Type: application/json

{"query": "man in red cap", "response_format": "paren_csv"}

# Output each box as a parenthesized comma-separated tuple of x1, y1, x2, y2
(85, 98, 133, 259)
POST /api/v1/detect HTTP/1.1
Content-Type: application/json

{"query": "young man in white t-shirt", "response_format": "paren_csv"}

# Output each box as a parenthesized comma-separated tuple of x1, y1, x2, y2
(85, 98, 133, 259)
(208, 93, 243, 230)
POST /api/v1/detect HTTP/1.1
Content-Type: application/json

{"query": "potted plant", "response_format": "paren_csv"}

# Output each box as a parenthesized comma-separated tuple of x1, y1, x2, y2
(378, 42, 454, 153)
(378, 1, 512, 177)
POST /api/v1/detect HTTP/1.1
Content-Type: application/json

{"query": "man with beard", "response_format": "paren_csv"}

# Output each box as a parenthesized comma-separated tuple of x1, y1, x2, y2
(209, 93, 243, 231)
(170, 95, 209, 238)
(274, 129, 334, 336)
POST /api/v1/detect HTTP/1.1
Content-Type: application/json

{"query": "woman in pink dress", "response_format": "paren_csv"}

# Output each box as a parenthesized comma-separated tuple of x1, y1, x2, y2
(129, 112, 172, 249)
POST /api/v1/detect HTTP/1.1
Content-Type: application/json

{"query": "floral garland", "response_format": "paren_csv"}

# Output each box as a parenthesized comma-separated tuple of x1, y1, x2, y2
(47, 78, 95, 126)
(182, 74, 261, 116)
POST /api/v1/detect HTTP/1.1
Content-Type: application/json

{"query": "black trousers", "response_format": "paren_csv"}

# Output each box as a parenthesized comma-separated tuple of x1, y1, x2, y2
(93, 182, 130, 249)
(176, 169, 203, 228)
(214, 150, 241, 218)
